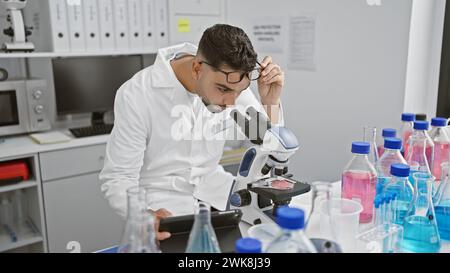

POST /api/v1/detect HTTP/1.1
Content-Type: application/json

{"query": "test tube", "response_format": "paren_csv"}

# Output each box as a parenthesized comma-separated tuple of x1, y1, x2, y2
(374, 197, 381, 227)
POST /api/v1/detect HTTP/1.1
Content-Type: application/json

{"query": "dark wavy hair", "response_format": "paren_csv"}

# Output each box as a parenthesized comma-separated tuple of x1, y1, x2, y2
(198, 24, 258, 73)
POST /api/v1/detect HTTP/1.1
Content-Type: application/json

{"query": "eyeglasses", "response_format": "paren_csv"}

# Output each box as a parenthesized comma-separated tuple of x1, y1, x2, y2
(199, 60, 262, 85)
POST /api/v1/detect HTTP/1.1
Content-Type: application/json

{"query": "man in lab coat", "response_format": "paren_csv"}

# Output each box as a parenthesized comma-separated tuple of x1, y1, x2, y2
(99, 24, 285, 240)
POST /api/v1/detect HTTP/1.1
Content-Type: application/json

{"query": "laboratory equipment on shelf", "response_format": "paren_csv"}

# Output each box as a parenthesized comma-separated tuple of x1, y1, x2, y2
(266, 207, 317, 253)
(0, 0, 34, 52)
(342, 142, 377, 223)
(400, 172, 441, 253)
(185, 201, 221, 253)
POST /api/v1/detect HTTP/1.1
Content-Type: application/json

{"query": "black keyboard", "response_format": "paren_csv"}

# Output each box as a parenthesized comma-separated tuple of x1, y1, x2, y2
(70, 124, 114, 138)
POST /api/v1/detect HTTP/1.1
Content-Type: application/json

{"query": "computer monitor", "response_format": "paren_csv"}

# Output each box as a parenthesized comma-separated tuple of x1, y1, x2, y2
(52, 55, 144, 122)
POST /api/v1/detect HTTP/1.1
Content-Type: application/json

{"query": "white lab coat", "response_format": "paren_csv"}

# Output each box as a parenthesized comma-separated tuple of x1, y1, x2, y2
(100, 43, 284, 218)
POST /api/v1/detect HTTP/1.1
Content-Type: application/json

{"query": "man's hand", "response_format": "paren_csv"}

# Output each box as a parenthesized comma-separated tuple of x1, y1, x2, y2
(152, 208, 172, 241)
(257, 56, 285, 123)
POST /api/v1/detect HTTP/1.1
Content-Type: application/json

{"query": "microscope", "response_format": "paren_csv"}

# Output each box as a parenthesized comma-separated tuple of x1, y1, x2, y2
(0, 0, 34, 52)
(229, 107, 311, 226)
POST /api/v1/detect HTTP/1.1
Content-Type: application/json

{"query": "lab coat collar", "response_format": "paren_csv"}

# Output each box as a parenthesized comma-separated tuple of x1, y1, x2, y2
(151, 42, 199, 89)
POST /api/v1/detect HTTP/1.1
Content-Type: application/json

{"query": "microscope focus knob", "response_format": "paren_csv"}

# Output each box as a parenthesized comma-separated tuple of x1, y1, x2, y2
(230, 190, 252, 207)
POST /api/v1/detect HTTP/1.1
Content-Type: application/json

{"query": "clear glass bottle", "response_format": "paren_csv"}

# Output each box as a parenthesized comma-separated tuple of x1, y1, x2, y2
(363, 127, 379, 164)
(434, 162, 450, 241)
(429, 118, 450, 182)
(382, 164, 414, 225)
(405, 121, 434, 171)
(117, 186, 160, 253)
(377, 128, 397, 157)
(406, 137, 432, 188)
(186, 201, 221, 253)
(266, 207, 317, 253)
(400, 113, 416, 156)
(342, 142, 378, 224)
(401, 172, 441, 253)
(376, 138, 407, 195)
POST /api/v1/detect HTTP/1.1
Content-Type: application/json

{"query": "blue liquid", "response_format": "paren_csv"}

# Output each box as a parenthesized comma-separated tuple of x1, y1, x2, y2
(435, 201, 450, 241)
(186, 226, 221, 253)
(393, 201, 409, 225)
(401, 215, 441, 253)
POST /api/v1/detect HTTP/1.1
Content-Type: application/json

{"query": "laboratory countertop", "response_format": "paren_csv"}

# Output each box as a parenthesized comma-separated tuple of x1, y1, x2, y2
(98, 181, 450, 253)
(0, 131, 110, 159)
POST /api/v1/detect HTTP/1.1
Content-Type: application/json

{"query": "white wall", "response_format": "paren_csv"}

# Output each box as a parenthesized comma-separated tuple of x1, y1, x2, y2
(227, 0, 414, 182)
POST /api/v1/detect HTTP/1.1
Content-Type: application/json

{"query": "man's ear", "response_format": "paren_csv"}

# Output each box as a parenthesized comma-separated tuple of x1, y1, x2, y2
(192, 58, 202, 80)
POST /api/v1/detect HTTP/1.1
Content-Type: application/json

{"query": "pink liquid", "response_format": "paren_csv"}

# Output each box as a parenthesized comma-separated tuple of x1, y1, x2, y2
(403, 131, 412, 157)
(342, 171, 377, 223)
(377, 145, 385, 158)
(432, 142, 450, 180)
(406, 144, 434, 170)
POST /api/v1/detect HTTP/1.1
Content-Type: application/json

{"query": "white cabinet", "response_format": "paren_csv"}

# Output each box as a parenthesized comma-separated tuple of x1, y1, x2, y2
(43, 173, 123, 253)
(39, 144, 123, 253)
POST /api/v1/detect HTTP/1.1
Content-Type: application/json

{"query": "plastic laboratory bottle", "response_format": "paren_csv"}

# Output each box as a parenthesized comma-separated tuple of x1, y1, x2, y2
(266, 207, 317, 253)
(429, 118, 450, 181)
(342, 142, 378, 223)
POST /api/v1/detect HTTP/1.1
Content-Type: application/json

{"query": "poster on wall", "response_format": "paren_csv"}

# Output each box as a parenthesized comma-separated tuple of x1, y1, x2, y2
(248, 16, 286, 54)
(288, 14, 317, 71)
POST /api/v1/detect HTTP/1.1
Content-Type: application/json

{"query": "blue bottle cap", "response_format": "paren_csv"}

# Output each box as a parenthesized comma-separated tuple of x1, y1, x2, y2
(235, 238, 262, 253)
(384, 137, 402, 150)
(431, 117, 448, 127)
(276, 207, 305, 230)
(414, 121, 429, 131)
(382, 128, 397, 138)
(391, 164, 410, 178)
(351, 142, 370, 155)
(402, 113, 416, 122)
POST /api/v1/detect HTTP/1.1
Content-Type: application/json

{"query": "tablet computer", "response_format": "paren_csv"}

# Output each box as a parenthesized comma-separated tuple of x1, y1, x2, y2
(159, 209, 243, 253)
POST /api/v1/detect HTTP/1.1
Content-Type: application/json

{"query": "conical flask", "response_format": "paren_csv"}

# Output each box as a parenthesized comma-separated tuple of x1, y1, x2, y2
(401, 172, 441, 253)
(305, 181, 332, 238)
(363, 126, 379, 164)
(435, 162, 450, 241)
(117, 186, 160, 253)
(185, 201, 221, 253)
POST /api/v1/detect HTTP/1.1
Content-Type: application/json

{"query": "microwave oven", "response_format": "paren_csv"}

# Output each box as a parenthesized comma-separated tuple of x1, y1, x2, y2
(0, 79, 51, 137)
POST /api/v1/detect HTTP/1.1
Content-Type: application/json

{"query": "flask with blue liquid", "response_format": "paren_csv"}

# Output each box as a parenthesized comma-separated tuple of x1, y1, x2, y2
(401, 172, 441, 253)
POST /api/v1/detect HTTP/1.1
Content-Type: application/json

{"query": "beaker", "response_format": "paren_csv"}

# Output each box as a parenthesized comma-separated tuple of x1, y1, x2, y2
(320, 198, 363, 253)
(401, 172, 441, 253)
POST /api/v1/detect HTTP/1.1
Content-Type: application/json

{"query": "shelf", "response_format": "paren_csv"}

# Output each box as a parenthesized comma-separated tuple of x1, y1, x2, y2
(0, 49, 157, 58)
(0, 227, 43, 252)
(0, 181, 38, 194)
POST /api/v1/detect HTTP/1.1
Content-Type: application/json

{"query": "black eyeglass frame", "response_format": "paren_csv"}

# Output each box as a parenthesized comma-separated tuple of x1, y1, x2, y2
(199, 60, 263, 85)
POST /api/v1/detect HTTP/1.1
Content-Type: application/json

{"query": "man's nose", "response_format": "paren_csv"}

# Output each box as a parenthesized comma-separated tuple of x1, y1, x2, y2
(223, 91, 240, 106)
